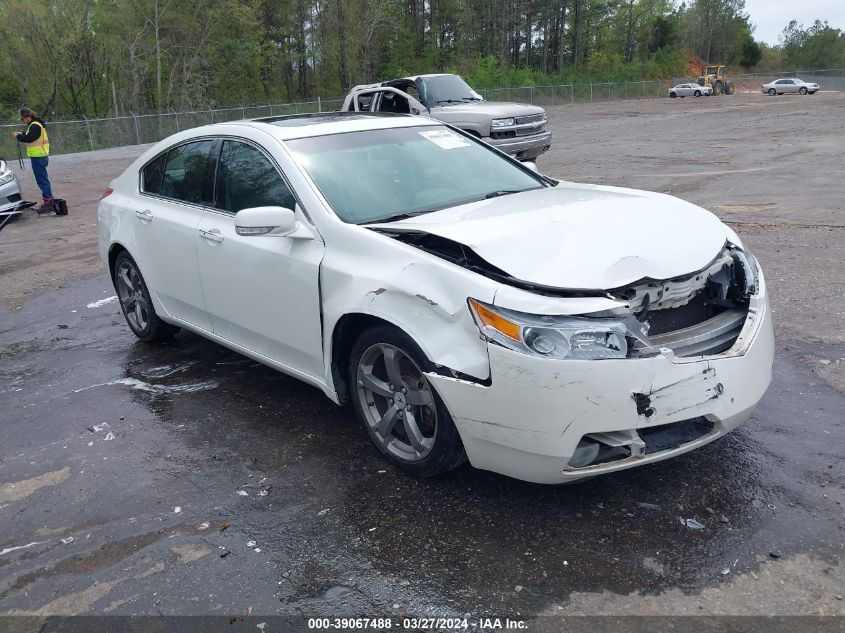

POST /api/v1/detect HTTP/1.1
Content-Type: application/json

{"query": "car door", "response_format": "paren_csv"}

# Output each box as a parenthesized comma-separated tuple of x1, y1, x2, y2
(680, 84, 692, 96)
(780, 79, 796, 93)
(134, 139, 216, 331)
(351, 87, 427, 115)
(195, 138, 325, 379)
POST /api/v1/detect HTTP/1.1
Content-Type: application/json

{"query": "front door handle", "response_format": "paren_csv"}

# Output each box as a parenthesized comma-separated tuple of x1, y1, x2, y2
(135, 209, 153, 222)
(198, 228, 224, 243)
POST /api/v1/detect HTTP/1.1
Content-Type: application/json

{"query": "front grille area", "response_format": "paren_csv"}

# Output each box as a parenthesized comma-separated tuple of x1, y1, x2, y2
(515, 113, 545, 125)
(7, 193, 21, 203)
(567, 417, 717, 469)
(625, 248, 753, 358)
(639, 418, 715, 454)
(490, 123, 547, 140)
(516, 124, 546, 136)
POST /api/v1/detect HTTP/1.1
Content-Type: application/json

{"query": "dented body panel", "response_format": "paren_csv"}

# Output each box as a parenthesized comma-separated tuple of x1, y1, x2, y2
(369, 183, 729, 291)
(427, 275, 773, 483)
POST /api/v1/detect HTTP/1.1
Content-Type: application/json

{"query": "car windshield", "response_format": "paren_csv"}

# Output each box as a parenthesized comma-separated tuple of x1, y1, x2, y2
(419, 75, 482, 105)
(287, 125, 545, 224)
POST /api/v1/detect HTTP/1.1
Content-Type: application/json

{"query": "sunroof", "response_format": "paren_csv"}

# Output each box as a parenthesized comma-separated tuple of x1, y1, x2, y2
(259, 112, 406, 127)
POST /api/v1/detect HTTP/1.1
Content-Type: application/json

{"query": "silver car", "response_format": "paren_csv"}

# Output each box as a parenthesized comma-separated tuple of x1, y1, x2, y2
(668, 83, 711, 98)
(762, 78, 819, 96)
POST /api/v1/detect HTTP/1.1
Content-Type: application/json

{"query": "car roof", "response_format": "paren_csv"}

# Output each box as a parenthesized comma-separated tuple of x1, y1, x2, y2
(399, 73, 452, 82)
(215, 112, 440, 141)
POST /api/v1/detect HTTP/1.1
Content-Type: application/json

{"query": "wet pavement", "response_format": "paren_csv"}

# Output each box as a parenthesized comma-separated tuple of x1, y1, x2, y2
(1, 273, 843, 618)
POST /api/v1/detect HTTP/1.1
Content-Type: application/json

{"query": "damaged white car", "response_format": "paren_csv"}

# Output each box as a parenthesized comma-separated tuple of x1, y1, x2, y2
(98, 113, 774, 484)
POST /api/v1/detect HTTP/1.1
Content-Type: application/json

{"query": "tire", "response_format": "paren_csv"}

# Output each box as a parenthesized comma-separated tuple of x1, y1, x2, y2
(712, 80, 723, 95)
(724, 82, 735, 95)
(669, 92, 677, 99)
(348, 325, 465, 477)
(694, 90, 701, 97)
(768, 88, 776, 96)
(113, 251, 180, 342)
(799, 87, 808, 95)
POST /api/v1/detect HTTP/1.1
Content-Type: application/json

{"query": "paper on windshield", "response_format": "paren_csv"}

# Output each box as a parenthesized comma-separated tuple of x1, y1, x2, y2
(419, 130, 470, 150)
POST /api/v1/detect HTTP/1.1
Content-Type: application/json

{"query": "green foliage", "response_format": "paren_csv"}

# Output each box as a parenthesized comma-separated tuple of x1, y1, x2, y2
(0, 0, 841, 122)
(782, 20, 845, 69)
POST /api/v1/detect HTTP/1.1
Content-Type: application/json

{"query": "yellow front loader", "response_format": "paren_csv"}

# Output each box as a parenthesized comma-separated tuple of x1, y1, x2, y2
(698, 65, 735, 95)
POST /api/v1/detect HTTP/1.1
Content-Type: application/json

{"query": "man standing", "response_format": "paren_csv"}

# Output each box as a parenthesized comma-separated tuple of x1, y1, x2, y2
(11, 107, 54, 213)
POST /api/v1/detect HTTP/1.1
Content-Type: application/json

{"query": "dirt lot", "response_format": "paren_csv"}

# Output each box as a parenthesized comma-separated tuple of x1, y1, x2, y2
(0, 93, 843, 625)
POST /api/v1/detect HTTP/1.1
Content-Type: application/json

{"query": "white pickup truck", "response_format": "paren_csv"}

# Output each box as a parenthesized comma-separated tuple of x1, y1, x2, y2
(341, 74, 552, 162)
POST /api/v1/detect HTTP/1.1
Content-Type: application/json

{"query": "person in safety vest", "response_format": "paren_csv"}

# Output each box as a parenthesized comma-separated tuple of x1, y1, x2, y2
(11, 107, 55, 213)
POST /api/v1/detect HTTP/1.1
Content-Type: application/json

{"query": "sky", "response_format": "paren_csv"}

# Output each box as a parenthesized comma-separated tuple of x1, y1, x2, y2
(744, 0, 845, 45)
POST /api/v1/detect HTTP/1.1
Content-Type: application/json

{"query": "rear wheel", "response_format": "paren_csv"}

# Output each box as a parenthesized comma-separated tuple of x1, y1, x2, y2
(349, 326, 465, 477)
(712, 80, 723, 95)
(113, 251, 179, 342)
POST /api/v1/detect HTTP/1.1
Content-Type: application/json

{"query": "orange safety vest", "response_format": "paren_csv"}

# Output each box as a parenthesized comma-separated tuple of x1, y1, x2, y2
(24, 121, 50, 158)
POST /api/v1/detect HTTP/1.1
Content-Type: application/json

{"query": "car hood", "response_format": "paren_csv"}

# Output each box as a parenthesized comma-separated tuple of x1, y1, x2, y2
(369, 183, 730, 291)
(431, 101, 545, 118)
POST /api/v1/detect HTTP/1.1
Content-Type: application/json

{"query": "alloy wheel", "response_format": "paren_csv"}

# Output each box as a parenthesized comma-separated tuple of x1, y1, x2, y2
(356, 343, 437, 462)
(116, 259, 151, 332)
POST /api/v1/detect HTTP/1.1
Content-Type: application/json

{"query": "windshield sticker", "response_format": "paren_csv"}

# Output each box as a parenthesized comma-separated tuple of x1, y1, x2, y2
(419, 130, 470, 150)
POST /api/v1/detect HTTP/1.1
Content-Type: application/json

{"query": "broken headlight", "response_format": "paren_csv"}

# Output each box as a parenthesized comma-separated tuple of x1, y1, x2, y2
(468, 299, 636, 360)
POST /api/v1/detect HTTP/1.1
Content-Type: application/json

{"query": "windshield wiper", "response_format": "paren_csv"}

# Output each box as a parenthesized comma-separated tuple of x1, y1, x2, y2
(460, 97, 482, 101)
(364, 210, 432, 224)
(484, 190, 522, 199)
(435, 99, 464, 104)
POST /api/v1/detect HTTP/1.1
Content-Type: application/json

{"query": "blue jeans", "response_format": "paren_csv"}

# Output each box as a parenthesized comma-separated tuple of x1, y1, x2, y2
(30, 156, 53, 201)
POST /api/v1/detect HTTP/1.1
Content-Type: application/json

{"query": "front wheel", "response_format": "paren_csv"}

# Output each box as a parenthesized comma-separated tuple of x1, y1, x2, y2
(669, 92, 677, 98)
(113, 251, 180, 342)
(768, 88, 776, 96)
(694, 90, 702, 97)
(349, 326, 465, 477)
(799, 87, 808, 95)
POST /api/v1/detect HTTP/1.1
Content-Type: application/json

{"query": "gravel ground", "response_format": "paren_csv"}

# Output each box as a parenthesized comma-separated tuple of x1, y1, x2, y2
(0, 92, 843, 625)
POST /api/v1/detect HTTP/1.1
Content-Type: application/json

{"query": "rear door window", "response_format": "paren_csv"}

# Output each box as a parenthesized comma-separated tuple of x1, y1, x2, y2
(160, 140, 216, 204)
(214, 140, 296, 213)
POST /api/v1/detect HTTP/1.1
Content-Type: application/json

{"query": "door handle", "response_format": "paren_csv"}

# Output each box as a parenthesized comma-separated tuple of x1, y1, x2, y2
(198, 228, 224, 243)
(135, 208, 153, 222)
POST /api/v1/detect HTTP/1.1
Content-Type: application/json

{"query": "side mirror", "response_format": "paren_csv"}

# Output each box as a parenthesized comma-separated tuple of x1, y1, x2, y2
(235, 206, 297, 236)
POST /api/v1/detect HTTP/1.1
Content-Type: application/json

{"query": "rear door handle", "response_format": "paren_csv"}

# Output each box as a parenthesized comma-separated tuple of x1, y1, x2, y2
(135, 209, 153, 222)
(198, 228, 224, 243)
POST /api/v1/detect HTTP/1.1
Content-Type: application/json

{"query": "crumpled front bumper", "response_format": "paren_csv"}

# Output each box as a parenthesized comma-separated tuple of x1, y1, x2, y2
(427, 285, 774, 484)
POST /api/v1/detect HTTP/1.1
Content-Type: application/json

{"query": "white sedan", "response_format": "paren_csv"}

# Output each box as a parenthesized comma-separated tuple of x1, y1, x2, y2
(762, 78, 820, 95)
(668, 83, 711, 98)
(98, 114, 774, 484)
(0, 159, 24, 229)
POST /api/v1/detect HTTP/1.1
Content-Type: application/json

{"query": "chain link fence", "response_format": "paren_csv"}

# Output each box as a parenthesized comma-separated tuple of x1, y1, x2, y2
(477, 79, 668, 105)
(0, 98, 345, 159)
(2, 70, 842, 158)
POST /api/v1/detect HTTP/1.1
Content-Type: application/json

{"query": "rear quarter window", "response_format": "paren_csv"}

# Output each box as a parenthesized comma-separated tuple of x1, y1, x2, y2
(141, 154, 167, 194)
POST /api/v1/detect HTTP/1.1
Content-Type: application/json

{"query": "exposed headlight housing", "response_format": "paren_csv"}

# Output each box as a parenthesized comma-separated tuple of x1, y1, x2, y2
(468, 299, 649, 360)
(491, 118, 515, 128)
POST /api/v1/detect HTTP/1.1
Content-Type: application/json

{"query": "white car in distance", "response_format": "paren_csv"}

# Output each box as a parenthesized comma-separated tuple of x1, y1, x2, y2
(762, 78, 820, 95)
(98, 113, 774, 484)
(668, 83, 711, 98)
